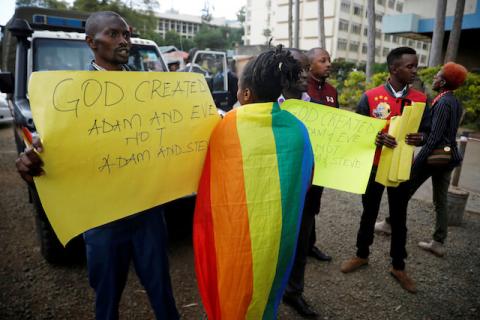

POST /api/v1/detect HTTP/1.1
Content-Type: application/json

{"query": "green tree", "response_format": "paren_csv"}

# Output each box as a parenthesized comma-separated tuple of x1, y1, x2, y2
(339, 71, 366, 109)
(194, 25, 226, 50)
(16, 0, 69, 9)
(330, 58, 356, 91)
(236, 6, 246, 24)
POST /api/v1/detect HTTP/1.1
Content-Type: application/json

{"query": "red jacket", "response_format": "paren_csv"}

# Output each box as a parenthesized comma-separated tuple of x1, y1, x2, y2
(357, 84, 427, 166)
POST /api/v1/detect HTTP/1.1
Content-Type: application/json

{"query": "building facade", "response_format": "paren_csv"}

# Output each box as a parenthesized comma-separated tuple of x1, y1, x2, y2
(383, 0, 480, 69)
(155, 11, 241, 40)
(244, 0, 431, 66)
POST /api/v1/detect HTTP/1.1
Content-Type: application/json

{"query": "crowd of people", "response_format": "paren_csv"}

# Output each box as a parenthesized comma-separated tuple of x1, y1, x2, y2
(15, 11, 469, 320)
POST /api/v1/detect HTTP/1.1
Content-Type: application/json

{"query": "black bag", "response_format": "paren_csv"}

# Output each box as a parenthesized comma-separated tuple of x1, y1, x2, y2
(426, 147, 452, 167)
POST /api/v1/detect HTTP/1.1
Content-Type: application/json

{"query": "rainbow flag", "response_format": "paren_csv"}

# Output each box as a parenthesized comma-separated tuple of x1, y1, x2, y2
(193, 102, 314, 320)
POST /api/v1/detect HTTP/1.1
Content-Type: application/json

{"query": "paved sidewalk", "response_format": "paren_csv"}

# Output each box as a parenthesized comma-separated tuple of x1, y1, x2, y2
(412, 134, 480, 214)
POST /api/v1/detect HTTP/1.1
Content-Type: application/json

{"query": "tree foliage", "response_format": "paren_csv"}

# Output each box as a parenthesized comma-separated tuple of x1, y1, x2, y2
(338, 71, 366, 109)
(16, 0, 68, 9)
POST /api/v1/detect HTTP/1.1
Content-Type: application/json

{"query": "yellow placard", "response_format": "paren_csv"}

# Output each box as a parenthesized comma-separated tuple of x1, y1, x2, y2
(376, 102, 426, 186)
(282, 99, 386, 194)
(28, 71, 221, 245)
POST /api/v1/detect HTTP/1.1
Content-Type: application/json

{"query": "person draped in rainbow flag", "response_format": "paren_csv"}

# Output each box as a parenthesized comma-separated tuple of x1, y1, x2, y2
(193, 46, 315, 320)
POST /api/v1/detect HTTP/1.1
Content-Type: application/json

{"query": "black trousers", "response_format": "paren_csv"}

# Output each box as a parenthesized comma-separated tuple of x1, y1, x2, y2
(285, 185, 324, 296)
(356, 167, 410, 270)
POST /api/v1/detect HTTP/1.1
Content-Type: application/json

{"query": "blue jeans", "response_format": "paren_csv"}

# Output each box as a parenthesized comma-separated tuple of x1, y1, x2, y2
(83, 207, 179, 320)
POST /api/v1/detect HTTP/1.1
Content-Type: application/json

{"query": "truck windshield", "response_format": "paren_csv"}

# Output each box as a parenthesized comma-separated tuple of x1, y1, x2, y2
(33, 39, 167, 72)
(33, 38, 93, 71)
(128, 45, 167, 72)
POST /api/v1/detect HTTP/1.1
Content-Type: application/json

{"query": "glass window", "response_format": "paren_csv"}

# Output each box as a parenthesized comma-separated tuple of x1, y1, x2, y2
(377, 0, 385, 6)
(376, 29, 382, 39)
(388, 0, 395, 9)
(341, 0, 351, 13)
(364, 27, 368, 36)
(351, 23, 362, 34)
(402, 37, 407, 45)
(383, 47, 390, 56)
(362, 43, 367, 54)
(375, 13, 383, 22)
(392, 35, 399, 43)
(353, 4, 363, 16)
(128, 45, 168, 72)
(339, 19, 349, 32)
(423, 42, 428, 50)
(349, 41, 359, 52)
(420, 55, 426, 64)
(337, 38, 348, 50)
(375, 46, 381, 56)
(33, 38, 93, 71)
(408, 39, 414, 46)
(158, 21, 164, 31)
(384, 34, 391, 41)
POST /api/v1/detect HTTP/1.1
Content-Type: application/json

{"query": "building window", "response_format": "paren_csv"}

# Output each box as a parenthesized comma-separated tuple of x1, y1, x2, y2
(364, 27, 368, 36)
(423, 42, 428, 50)
(339, 19, 349, 32)
(402, 37, 407, 45)
(416, 41, 422, 49)
(388, 0, 395, 9)
(420, 55, 426, 64)
(383, 47, 390, 56)
(362, 43, 367, 54)
(350, 41, 360, 52)
(158, 21, 164, 31)
(408, 39, 414, 46)
(392, 35, 399, 43)
(396, 2, 403, 12)
(337, 38, 348, 50)
(353, 4, 363, 16)
(375, 13, 383, 22)
(182, 24, 187, 33)
(341, 0, 351, 13)
(376, 29, 382, 39)
(377, 0, 385, 6)
(351, 23, 362, 34)
(384, 34, 391, 41)
(376, 46, 381, 56)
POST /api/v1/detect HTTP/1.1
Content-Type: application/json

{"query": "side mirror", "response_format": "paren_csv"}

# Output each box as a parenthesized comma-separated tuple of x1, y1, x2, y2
(0, 72, 14, 94)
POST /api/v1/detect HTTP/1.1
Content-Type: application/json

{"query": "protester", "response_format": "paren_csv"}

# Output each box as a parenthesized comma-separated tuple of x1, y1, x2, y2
(298, 47, 338, 263)
(193, 45, 314, 320)
(277, 48, 319, 319)
(376, 62, 468, 257)
(340, 47, 428, 294)
(15, 11, 179, 320)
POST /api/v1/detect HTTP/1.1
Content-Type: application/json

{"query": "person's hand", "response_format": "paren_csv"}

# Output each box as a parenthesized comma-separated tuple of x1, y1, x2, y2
(405, 133, 425, 146)
(15, 136, 44, 184)
(375, 132, 397, 148)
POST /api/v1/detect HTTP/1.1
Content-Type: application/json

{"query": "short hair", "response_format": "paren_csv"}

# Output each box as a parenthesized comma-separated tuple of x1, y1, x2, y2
(241, 45, 301, 102)
(85, 11, 124, 37)
(306, 47, 328, 62)
(386, 46, 417, 71)
(442, 62, 468, 90)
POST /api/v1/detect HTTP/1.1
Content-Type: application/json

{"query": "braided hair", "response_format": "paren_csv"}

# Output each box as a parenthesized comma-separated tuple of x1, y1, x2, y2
(241, 45, 302, 103)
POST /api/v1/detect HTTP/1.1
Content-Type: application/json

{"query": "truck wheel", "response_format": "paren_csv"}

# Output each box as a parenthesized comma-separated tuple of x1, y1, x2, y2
(30, 188, 85, 264)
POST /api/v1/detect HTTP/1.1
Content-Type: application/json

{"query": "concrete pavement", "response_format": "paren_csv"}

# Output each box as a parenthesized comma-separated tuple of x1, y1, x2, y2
(412, 132, 480, 214)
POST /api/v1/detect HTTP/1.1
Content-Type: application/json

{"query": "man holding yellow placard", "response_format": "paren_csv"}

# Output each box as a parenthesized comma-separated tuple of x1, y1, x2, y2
(340, 47, 429, 294)
(16, 11, 179, 320)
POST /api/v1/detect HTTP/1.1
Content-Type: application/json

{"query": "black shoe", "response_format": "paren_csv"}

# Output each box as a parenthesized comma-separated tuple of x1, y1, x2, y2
(283, 294, 319, 318)
(309, 246, 332, 261)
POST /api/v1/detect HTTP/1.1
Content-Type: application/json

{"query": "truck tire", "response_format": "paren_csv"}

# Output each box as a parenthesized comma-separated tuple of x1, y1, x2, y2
(30, 187, 85, 264)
